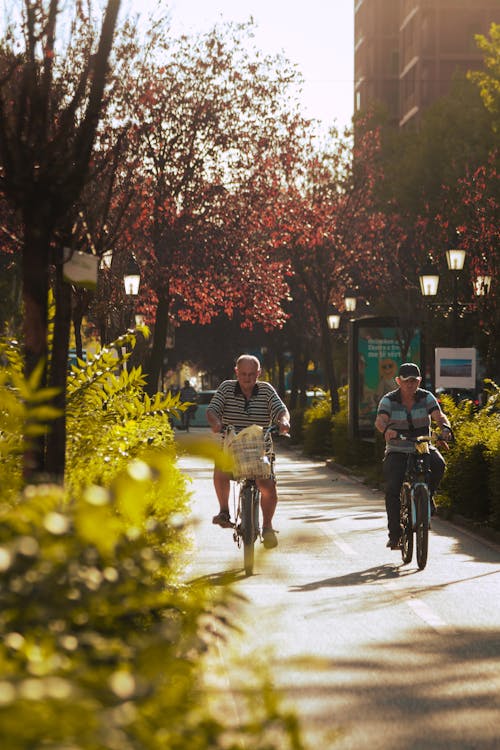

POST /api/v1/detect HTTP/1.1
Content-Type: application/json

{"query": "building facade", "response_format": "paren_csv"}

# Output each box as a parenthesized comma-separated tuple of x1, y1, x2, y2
(354, 0, 498, 128)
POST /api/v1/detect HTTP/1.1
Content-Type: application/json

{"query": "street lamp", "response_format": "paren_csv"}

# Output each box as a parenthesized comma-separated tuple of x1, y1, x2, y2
(327, 305, 341, 331)
(344, 289, 357, 313)
(474, 274, 492, 297)
(100, 249, 113, 270)
(419, 265, 440, 297)
(123, 256, 141, 296)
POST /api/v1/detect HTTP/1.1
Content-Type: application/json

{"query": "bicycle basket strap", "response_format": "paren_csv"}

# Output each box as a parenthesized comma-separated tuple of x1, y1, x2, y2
(225, 425, 272, 479)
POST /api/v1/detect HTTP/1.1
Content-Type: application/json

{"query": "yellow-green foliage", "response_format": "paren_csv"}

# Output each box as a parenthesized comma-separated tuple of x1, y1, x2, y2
(330, 385, 351, 465)
(438, 382, 500, 525)
(0, 339, 62, 504)
(65, 332, 184, 491)
(0, 336, 308, 749)
(0, 459, 304, 749)
(302, 390, 333, 455)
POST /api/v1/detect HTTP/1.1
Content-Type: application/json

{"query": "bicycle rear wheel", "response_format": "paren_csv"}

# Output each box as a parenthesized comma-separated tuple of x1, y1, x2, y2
(400, 483, 413, 564)
(240, 485, 258, 576)
(415, 484, 430, 570)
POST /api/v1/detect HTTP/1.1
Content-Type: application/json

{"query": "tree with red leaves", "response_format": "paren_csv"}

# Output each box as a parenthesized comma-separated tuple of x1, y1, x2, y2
(273, 124, 405, 412)
(116, 21, 305, 394)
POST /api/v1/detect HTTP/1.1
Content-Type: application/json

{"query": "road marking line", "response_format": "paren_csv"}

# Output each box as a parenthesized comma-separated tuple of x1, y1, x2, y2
(406, 597, 447, 629)
(384, 582, 448, 630)
(333, 537, 356, 555)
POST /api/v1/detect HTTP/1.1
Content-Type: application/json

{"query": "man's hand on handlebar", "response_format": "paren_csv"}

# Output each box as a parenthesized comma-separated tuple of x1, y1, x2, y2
(277, 419, 290, 436)
(207, 413, 223, 434)
(435, 425, 453, 451)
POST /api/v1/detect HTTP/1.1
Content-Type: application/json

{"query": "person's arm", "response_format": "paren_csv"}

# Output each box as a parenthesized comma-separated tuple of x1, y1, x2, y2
(268, 386, 290, 434)
(206, 408, 223, 433)
(275, 407, 290, 435)
(375, 395, 396, 441)
(375, 412, 396, 441)
(431, 406, 451, 431)
(430, 404, 452, 449)
(206, 385, 226, 433)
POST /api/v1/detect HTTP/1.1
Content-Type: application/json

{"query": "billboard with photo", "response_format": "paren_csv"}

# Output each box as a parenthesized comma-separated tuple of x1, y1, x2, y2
(348, 317, 422, 438)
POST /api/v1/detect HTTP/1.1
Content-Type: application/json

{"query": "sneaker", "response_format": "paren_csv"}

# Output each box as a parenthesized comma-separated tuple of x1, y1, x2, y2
(262, 527, 278, 549)
(212, 510, 233, 528)
(386, 538, 401, 550)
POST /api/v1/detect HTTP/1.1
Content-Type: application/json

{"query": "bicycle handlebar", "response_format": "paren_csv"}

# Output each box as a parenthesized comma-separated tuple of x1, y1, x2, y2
(222, 424, 289, 437)
(393, 428, 454, 445)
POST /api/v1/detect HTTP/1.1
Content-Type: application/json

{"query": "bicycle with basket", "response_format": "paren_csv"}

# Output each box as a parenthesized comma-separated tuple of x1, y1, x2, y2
(224, 424, 277, 576)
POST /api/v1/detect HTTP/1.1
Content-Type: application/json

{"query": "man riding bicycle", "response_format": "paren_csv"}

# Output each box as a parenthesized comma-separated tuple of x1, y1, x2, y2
(206, 354, 290, 549)
(375, 362, 452, 550)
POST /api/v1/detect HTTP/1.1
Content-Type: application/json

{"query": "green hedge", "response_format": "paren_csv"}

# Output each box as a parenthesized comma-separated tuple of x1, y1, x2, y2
(302, 393, 333, 456)
(438, 384, 500, 528)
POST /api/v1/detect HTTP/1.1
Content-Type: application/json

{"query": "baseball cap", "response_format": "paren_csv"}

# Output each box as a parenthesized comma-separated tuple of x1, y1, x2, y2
(398, 362, 421, 380)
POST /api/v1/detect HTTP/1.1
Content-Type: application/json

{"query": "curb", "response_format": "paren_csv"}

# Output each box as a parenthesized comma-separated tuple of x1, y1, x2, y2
(439, 512, 500, 548)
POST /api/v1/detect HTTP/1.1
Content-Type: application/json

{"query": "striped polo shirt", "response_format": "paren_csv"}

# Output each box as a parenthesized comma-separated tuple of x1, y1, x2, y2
(207, 380, 287, 431)
(377, 387, 441, 454)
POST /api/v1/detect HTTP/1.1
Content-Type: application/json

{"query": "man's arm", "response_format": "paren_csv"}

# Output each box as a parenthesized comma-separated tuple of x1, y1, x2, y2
(375, 412, 396, 441)
(431, 406, 451, 431)
(206, 386, 226, 433)
(206, 408, 223, 433)
(275, 407, 290, 435)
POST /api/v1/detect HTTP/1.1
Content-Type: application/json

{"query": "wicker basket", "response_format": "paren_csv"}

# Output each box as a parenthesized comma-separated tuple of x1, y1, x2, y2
(225, 425, 272, 480)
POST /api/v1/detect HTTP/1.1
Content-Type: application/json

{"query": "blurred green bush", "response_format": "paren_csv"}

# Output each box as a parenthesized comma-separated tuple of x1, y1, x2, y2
(0, 335, 307, 750)
(437, 383, 500, 528)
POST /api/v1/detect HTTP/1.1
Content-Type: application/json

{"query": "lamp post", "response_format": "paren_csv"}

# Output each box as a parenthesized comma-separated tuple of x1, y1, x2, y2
(419, 248, 491, 347)
(325, 291, 357, 413)
(123, 255, 141, 334)
(123, 255, 141, 296)
(326, 306, 341, 332)
(323, 305, 339, 413)
(344, 289, 357, 314)
(419, 248, 466, 347)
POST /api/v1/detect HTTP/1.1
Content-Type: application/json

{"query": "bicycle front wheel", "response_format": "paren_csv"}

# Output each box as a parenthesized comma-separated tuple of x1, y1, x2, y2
(400, 482, 413, 564)
(240, 485, 257, 576)
(415, 484, 430, 570)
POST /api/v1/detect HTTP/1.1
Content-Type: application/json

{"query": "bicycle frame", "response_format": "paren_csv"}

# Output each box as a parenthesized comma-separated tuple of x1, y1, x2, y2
(399, 436, 432, 570)
(233, 478, 262, 576)
(407, 442, 431, 527)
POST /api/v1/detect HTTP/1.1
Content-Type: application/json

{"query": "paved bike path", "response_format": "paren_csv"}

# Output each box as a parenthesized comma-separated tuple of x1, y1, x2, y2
(178, 433, 500, 750)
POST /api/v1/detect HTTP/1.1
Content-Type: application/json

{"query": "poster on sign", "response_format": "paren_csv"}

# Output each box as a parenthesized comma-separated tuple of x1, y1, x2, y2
(348, 316, 422, 438)
(435, 348, 476, 390)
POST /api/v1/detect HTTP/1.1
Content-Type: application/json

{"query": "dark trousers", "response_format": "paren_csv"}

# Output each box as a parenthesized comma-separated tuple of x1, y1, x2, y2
(382, 448, 445, 540)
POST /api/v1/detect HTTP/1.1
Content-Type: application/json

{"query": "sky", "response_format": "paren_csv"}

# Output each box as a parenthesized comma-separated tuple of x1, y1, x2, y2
(128, 0, 355, 131)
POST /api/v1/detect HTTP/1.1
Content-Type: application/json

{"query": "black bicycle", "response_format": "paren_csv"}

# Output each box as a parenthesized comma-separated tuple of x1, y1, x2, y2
(224, 424, 277, 576)
(398, 435, 433, 569)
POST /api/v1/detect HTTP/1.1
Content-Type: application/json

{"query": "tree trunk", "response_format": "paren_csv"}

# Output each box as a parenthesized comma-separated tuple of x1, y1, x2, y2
(321, 322, 339, 414)
(46, 260, 72, 479)
(145, 291, 170, 396)
(22, 228, 50, 479)
(290, 349, 309, 409)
